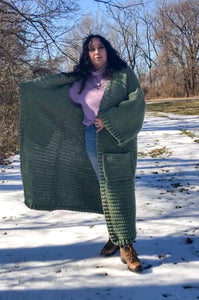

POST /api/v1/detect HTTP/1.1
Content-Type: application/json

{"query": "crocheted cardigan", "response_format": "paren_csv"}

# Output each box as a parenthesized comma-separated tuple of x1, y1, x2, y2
(19, 66, 145, 246)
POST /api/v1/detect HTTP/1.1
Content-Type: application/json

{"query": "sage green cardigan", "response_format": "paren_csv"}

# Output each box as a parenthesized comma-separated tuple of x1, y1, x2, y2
(19, 66, 145, 246)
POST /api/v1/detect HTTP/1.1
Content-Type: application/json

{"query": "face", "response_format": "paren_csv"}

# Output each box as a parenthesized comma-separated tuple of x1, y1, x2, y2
(88, 38, 108, 70)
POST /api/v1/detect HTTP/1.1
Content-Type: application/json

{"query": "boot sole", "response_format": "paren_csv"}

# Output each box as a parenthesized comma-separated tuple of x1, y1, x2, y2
(121, 257, 143, 273)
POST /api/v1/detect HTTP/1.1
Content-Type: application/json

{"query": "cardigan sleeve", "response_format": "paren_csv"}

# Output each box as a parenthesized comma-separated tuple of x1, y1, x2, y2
(20, 72, 74, 90)
(99, 67, 145, 146)
(19, 72, 76, 145)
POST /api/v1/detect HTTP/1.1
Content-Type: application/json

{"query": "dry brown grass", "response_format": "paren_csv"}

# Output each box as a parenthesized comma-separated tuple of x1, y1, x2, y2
(146, 99, 199, 115)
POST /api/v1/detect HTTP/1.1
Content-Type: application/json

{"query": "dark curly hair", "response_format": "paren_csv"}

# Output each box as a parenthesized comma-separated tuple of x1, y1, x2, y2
(73, 34, 127, 93)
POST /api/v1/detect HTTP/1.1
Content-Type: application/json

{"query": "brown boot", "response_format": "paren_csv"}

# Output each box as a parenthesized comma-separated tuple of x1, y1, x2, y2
(100, 239, 119, 256)
(120, 244, 143, 272)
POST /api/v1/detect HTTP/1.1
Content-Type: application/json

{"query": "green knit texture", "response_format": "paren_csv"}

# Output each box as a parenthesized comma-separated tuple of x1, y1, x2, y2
(19, 67, 145, 246)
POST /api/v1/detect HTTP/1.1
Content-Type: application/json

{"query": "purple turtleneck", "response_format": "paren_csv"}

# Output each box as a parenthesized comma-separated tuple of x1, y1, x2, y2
(69, 65, 109, 125)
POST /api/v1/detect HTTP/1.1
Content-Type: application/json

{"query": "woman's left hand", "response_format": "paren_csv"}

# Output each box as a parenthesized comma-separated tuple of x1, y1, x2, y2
(94, 118, 105, 133)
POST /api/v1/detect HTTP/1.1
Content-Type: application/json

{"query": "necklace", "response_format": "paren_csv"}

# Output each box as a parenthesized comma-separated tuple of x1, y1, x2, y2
(92, 75, 102, 89)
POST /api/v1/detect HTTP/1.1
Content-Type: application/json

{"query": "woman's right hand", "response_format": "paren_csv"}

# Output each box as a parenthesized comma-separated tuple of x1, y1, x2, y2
(94, 118, 105, 133)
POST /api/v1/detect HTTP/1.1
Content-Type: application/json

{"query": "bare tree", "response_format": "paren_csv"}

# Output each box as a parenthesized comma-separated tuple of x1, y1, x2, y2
(0, 2, 26, 103)
(154, 0, 199, 97)
(0, 0, 81, 161)
(0, 0, 80, 66)
(104, 4, 141, 70)
(101, 0, 159, 83)
(138, 12, 158, 86)
(94, 0, 147, 10)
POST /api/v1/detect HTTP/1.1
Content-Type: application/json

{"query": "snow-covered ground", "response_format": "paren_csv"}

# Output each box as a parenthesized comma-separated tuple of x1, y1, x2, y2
(0, 113, 199, 300)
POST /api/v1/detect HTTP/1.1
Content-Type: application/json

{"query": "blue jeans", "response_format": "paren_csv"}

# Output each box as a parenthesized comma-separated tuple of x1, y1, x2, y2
(85, 125, 100, 181)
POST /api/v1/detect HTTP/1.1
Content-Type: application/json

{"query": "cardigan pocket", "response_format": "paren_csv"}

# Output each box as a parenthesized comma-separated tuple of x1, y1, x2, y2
(102, 152, 134, 181)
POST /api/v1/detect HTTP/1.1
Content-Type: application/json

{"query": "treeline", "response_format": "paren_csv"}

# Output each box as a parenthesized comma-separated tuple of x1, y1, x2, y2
(0, 0, 198, 162)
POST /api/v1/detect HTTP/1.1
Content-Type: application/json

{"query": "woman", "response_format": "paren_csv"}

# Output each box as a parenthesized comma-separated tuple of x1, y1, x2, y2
(19, 34, 145, 273)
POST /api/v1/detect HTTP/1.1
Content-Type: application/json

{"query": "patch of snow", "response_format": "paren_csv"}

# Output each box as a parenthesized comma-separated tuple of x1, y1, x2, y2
(0, 113, 198, 300)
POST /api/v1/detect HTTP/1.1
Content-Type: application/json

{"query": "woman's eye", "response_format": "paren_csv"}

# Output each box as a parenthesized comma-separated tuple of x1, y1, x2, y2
(89, 45, 105, 52)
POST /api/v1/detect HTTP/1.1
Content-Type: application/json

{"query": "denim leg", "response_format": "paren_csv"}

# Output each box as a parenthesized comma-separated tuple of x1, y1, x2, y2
(85, 125, 100, 181)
